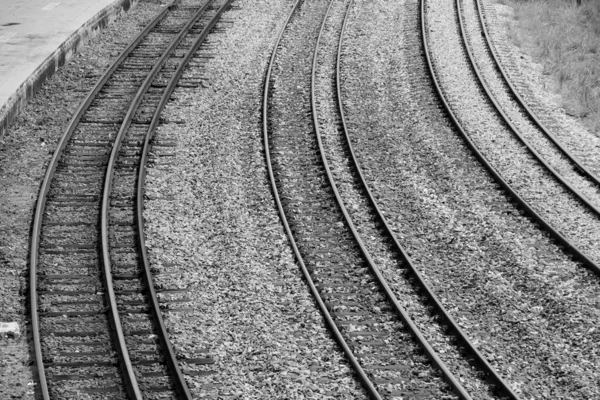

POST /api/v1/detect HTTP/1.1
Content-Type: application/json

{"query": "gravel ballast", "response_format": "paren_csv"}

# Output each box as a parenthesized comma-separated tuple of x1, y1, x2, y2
(1, 0, 600, 398)
(340, 0, 600, 398)
(143, 0, 365, 397)
(316, 0, 494, 398)
(427, 0, 600, 271)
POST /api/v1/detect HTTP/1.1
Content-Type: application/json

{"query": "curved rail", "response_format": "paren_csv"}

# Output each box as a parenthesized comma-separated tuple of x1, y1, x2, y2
(100, 1, 217, 397)
(420, 0, 600, 281)
(28, 2, 177, 398)
(455, 0, 600, 221)
(474, 0, 600, 187)
(261, 1, 383, 399)
(311, 1, 472, 399)
(135, 0, 234, 398)
(330, 1, 521, 399)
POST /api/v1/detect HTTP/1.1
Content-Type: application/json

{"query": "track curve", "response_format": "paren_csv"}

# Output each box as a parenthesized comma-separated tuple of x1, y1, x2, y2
(422, 0, 600, 276)
(473, 0, 600, 188)
(29, 0, 232, 398)
(264, 0, 520, 398)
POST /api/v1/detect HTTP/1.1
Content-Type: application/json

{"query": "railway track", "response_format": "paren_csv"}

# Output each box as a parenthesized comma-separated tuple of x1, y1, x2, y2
(457, 0, 600, 213)
(471, 0, 600, 187)
(335, 0, 600, 398)
(263, 0, 519, 398)
(24, 0, 598, 398)
(423, 0, 600, 275)
(29, 0, 232, 398)
(458, 0, 600, 211)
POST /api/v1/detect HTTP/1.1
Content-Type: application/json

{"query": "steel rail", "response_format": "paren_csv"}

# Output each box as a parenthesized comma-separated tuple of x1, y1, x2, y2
(100, 1, 216, 398)
(135, 1, 234, 399)
(455, 0, 600, 221)
(453, 0, 600, 274)
(474, 0, 600, 187)
(420, 0, 600, 281)
(332, 1, 521, 398)
(28, 2, 178, 399)
(262, 1, 383, 399)
(312, 1, 472, 399)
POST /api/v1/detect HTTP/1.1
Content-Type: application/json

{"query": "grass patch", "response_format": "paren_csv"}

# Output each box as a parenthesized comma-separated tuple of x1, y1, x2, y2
(499, 0, 600, 132)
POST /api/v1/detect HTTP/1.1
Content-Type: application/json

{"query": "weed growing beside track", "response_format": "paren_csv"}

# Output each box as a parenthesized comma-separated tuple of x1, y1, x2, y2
(498, 0, 600, 132)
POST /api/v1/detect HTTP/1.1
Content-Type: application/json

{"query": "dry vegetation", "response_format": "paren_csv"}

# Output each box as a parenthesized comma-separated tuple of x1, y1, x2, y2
(499, 0, 600, 132)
